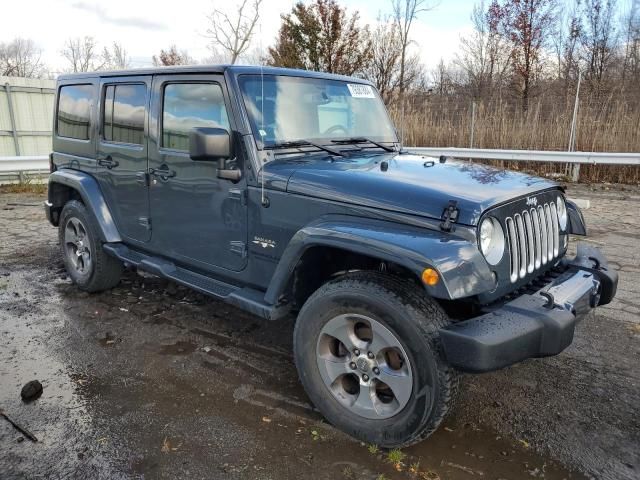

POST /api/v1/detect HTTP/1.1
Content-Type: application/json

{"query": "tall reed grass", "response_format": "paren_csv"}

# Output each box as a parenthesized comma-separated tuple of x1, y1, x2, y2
(389, 94, 640, 184)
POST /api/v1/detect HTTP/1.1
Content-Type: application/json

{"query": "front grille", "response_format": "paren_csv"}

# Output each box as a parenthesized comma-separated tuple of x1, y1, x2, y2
(505, 202, 560, 283)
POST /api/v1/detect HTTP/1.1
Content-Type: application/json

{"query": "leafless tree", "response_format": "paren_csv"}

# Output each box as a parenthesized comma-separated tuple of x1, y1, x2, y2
(621, 0, 640, 87)
(101, 42, 131, 70)
(553, 1, 582, 95)
(580, 0, 619, 93)
(61, 37, 105, 72)
(431, 58, 458, 96)
(454, 1, 511, 100)
(206, 0, 263, 64)
(152, 45, 195, 66)
(391, 0, 437, 100)
(0, 38, 47, 78)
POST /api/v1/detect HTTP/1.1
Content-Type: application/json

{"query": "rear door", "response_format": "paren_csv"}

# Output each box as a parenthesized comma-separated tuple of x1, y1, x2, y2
(147, 74, 248, 272)
(95, 76, 151, 243)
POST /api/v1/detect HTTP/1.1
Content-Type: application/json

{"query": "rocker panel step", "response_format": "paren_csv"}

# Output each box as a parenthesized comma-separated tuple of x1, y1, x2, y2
(103, 243, 289, 320)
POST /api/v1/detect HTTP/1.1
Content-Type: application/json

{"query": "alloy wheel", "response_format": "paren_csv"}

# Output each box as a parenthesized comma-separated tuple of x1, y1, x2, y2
(64, 217, 92, 275)
(316, 313, 413, 420)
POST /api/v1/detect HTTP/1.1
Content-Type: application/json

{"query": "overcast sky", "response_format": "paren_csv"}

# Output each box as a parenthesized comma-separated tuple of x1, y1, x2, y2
(4, 0, 477, 74)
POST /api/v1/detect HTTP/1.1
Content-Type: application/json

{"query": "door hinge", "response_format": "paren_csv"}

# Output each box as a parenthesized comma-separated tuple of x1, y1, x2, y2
(139, 217, 152, 230)
(230, 241, 247, 258)
(136, 171, 149, 186)
(228, 188, 247, 205)
(440, 200, 459, 232)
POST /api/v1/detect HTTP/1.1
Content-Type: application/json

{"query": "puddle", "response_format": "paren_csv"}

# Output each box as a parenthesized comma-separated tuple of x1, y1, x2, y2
(158, 340, 197, 355)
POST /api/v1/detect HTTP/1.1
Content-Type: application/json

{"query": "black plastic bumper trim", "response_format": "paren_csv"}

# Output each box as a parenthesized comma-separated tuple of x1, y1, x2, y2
(439, 243, 615, 373)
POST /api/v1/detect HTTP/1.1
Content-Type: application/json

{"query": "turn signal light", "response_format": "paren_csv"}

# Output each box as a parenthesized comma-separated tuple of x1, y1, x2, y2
(421, 268, 439, 286)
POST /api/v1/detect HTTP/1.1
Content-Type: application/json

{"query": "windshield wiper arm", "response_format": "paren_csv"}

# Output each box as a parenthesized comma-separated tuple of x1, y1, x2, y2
(330, 137, 396, 153)
(266, 139, 345, 157)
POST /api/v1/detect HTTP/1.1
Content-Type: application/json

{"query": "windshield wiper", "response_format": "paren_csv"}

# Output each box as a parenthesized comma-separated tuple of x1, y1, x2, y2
(266, 139, 345, 157)
(330, 137, 397, 153)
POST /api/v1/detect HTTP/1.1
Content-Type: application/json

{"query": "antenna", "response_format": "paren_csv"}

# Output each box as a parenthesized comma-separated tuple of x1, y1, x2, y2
(258, 12, 267, 207)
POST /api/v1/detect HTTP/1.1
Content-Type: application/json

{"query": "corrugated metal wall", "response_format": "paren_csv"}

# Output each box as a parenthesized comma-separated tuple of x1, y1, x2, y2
(0, 76, 56, 156)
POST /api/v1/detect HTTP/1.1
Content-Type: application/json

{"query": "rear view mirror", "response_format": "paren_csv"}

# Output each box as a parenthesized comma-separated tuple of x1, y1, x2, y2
(189, 127, 231, 161)
(189, 127, 241, 181)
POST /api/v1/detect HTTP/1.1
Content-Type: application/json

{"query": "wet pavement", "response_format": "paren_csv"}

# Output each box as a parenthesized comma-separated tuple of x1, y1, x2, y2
(1, 185, 638, 480)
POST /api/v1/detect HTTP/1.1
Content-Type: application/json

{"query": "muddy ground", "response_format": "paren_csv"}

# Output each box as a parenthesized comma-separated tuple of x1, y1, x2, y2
(0, 184, 638, 480)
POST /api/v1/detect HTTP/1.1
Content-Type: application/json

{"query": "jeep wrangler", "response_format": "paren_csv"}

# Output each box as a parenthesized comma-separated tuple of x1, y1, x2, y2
(45, 66, 618, 447)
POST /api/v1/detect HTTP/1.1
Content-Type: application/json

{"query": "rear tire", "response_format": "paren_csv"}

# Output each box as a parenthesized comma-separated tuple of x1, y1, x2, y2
(293, 271, 458, 447)
(59, 200, 123, 292)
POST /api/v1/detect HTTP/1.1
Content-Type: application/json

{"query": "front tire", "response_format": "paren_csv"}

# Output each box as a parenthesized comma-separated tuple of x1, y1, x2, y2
(293, 271, 458, 447)
(59, 200, 123, 292)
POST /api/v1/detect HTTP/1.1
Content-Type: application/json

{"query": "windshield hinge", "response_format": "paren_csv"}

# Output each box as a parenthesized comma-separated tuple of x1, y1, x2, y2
(440, 201, 459, 232)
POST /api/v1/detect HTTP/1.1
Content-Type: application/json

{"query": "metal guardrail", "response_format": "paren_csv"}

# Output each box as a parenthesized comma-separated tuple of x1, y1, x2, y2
(0, 149, 639, 184)
(0, 155, 49, 172)
(0, 155, 49, 184)
(408, 147, 640, 166)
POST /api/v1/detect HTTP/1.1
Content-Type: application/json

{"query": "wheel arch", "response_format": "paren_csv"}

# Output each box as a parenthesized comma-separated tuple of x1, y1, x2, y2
(265, 217, 496, 308)
(47, 169, 121, 243)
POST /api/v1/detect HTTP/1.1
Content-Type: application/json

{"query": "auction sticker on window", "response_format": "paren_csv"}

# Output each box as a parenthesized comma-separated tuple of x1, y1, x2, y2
(347, 84, 376, 98)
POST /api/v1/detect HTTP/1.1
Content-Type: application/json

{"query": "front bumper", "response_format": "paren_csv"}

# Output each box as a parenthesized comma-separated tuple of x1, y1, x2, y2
(440, 243, 618, 373)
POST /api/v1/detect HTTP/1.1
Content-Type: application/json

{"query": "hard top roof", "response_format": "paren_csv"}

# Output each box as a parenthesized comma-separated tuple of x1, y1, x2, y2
(56, 65, 373, 85)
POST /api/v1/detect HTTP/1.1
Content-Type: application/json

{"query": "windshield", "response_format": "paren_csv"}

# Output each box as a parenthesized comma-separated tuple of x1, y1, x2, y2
(238, 74, 397, 148)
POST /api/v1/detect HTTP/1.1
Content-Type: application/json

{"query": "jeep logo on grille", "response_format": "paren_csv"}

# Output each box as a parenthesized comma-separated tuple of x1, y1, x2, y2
(525, 196, 538, 207)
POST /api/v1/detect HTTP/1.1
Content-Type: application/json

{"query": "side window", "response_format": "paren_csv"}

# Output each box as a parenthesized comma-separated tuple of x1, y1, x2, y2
(162, 83, 230, 151)
(103, 83, 146, 145)
(57, 84, 93, 140)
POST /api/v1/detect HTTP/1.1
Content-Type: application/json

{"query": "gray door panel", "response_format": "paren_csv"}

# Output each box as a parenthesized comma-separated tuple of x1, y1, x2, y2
(148, 74, 248, 272)
(95, 76, 151, 242)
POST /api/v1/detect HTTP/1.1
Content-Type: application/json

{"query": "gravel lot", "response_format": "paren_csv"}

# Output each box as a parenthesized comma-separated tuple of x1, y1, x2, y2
(0, 184, 638, 480)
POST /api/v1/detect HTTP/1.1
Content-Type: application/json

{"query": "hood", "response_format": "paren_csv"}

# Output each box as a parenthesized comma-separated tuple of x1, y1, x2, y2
(265, 152, 558, 225)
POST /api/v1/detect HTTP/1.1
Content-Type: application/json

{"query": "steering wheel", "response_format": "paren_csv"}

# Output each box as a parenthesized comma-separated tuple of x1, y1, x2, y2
(323, 125, 348, 136)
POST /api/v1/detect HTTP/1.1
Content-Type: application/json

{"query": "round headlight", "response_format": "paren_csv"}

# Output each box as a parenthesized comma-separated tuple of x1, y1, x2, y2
(556, 195, 568, 230)
(479, 217, 505, 265)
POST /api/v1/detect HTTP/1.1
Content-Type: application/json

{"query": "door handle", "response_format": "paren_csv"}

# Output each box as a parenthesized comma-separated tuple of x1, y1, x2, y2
(98, 155, 119, 169)
(149, 167, 176, 181)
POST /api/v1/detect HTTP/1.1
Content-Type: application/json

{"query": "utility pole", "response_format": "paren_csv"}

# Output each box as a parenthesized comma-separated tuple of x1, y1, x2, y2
(470, 101, 476, 148)
(568, 71, 582, 182)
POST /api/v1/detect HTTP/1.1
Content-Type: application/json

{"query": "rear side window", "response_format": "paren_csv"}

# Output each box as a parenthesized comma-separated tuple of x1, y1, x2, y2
(162, 83, 230, 151)
(57, 84, 93, 140)
(103, 84, 146, 145)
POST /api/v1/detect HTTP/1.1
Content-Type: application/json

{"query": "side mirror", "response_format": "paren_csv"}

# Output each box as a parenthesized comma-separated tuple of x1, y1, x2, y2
(189, 127, 241, 181)
(189, 127, 231, 161)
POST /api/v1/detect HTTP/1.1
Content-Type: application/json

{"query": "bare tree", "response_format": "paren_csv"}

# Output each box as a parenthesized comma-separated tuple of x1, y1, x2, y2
(392, 0, 437, 100)
(454, 1, 511, 100)
(152, 45, 195, 66)
(61, 36, 105, 72)
(621, 0, 640, 87)
(580, 0, 619, 93)
(101, 42, 131, 70)
(0, 38, 46, 78)
(368, 19, 401, 101)
(431, 58, 458, 96)
(553, 1, 582, 96)
(206, 0, 263, 64)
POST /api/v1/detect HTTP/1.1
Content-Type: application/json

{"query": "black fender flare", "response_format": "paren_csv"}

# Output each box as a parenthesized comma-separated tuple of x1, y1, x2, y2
(47, 169, 121, 243)
(566, 199, 587, 236)
(265, 216, 495, 303)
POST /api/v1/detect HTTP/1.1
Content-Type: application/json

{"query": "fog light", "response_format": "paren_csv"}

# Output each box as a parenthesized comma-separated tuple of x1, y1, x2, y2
(422, 268, 439, 286)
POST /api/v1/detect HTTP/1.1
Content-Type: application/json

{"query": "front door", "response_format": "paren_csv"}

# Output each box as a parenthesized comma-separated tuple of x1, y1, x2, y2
(147, 74, 247, 272)
(96, 76, 151, 242)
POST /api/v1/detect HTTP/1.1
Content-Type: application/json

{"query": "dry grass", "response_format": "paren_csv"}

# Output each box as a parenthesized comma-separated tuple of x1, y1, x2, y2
(0, 183, 47, 194)
(389, 93, 640, 184)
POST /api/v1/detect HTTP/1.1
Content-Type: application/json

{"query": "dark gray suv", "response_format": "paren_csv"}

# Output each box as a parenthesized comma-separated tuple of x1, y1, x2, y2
(45, 65, 617, 447)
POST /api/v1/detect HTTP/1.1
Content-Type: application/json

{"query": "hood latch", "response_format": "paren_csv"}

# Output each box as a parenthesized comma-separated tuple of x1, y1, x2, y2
(440, 200, 459, 232)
